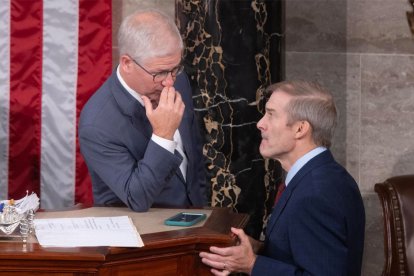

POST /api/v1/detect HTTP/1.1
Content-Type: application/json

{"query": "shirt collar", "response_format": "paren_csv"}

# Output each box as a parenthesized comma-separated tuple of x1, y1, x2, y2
(116, 65, 144, 106)
(285, 146, 327, 186)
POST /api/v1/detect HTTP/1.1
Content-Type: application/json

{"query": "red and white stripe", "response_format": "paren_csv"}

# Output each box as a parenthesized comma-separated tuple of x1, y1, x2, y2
(0, 0, 112, 209)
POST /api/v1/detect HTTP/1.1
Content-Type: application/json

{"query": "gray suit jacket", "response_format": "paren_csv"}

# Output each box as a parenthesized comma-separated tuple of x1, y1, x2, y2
(79, 70, 207, 211)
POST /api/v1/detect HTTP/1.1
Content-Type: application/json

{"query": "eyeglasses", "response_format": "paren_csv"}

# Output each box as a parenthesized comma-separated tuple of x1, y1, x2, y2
(128, 55, 184, 83)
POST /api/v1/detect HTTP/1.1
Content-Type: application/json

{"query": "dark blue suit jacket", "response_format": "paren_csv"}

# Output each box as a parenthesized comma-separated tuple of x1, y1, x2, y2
(252, 150, 365, 275)
(79, 70, 207, 211)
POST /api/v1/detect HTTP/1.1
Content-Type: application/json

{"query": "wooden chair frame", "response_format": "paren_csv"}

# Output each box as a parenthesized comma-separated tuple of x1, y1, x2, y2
(375, 175, 414, 276)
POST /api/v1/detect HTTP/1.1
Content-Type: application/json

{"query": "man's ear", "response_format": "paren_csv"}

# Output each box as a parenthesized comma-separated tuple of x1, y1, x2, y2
(120, 55, 133, 73)
(295, 120, 311, 139)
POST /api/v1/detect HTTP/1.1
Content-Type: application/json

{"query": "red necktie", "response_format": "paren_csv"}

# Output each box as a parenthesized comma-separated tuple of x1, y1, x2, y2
(274, 183, 286, 206)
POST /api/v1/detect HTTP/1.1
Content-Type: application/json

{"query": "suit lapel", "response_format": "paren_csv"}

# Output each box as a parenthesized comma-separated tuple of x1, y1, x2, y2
(266, 150, 335, 236)
(266, 183, 293, 237)
(109, 73, 152, 138)
(131, 106, 152, 138)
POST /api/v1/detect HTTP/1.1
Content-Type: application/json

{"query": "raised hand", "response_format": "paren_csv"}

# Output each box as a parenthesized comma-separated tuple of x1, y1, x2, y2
(142, 86, 185, 140)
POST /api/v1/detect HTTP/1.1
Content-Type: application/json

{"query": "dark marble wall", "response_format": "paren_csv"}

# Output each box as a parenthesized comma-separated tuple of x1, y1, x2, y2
(176, 0, 284, 238)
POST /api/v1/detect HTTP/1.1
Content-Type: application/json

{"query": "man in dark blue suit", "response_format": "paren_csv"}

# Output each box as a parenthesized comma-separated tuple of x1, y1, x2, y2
(200, 81, 365, 275)
(79, 9, 207, 211)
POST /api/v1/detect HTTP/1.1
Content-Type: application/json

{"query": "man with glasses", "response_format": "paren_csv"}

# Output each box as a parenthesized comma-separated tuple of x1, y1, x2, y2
(79, 9, 207, 211)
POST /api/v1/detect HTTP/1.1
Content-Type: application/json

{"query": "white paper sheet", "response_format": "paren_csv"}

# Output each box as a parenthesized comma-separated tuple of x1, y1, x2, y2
(33, 216, 144, 247)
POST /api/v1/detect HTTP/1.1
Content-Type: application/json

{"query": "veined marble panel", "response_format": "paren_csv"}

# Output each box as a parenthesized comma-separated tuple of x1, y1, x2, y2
(176, 0, 284, 237)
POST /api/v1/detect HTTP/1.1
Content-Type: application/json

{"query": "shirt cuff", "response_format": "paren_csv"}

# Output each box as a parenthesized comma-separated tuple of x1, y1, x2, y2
(151, 134, 176, 154)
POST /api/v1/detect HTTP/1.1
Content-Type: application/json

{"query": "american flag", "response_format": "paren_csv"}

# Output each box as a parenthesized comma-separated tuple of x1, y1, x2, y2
(0, 0, 112, 209)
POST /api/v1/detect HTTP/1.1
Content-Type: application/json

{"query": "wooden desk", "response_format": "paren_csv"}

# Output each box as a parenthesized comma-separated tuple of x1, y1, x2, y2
(0, 207, 248, 276)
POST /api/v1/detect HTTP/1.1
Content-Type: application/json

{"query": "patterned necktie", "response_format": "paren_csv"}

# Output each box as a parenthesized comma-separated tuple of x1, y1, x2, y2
(173, 130, 187, 181)
(274, 183, 286, 206)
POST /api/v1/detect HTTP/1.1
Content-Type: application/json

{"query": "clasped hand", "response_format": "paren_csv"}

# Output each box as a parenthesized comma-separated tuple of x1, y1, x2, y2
(199, 227, 257, 276)
(142, 86, 185, 140)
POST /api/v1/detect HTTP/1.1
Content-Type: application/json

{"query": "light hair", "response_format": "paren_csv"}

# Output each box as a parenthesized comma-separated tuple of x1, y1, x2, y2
(265, 80, 337, 148)
(118, 9, 183, 63)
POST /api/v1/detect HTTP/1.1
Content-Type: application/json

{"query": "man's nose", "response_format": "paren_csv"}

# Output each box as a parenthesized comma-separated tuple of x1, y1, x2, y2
(162, 72, 175, 87)
(257, 117, 264, 130)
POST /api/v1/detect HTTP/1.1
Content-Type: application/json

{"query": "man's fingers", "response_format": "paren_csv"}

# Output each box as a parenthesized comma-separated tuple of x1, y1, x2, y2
(158, 87, 169, 105)
(159, 86, 175, 106)
(200, 251, 222, 261)
(231, 227, 250, 244)
(200, 256, 230, 275)
(231, 227, 244, 236)
(210, 268, 230, 276)
(166, 87, 176, 104)
(141, 96, 153, 115)
(199, 251, 227, 267)
(158, 87, 183, 109)
(209, 246, 233, 256)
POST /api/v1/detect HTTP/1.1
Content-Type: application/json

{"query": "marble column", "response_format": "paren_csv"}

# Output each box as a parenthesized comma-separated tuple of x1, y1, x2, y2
(176, 0, 284, 237)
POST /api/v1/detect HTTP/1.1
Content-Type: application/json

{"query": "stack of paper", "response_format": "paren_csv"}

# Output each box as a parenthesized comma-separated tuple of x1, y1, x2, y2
(34, 216, 144, 247)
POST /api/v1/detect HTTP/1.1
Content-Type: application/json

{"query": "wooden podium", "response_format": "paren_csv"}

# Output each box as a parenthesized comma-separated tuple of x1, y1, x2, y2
(0, 207, 248, 275)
